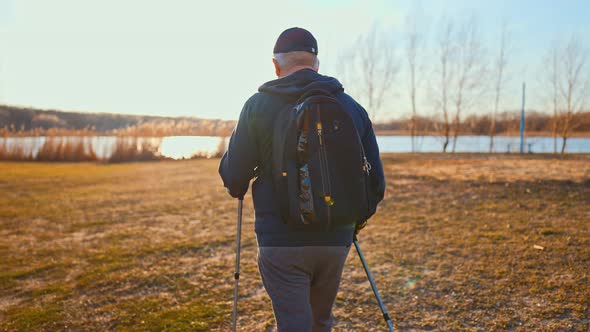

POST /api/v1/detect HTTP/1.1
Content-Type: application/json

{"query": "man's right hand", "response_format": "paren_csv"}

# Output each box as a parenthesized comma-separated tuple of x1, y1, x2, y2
(355, 220, 367, 235)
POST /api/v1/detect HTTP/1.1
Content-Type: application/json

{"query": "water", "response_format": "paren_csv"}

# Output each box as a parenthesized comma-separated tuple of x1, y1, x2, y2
(159, 136, 225, 159)
(376, 135, 590, 153)
(1, 135, 589, 160)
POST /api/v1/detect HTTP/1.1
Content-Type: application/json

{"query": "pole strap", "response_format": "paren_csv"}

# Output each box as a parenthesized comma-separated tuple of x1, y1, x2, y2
(234, 272, 240, 280)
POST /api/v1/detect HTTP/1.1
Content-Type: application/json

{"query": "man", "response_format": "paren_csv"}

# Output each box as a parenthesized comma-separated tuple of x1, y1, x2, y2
(219, 27, 385, 332)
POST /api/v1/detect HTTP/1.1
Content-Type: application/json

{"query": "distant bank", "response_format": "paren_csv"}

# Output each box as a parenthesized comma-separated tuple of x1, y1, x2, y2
(2, 135, 589, 162)
(375, 130, 590, 138)
(3, 105, 589, 138)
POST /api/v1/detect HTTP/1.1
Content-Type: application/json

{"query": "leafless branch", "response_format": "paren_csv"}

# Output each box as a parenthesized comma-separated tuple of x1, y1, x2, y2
(406, 13, 422, 152)
(341, 23, 400, 120)
(489, 21, 509, 152)
(557, 34, 589, 153)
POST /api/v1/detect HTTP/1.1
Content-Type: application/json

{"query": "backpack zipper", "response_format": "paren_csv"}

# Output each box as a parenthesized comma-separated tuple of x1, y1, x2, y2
(316, 106, 333, 229)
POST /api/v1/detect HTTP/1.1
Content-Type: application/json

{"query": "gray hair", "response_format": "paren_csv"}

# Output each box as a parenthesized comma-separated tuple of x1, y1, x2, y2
(273, 51, 320, 72)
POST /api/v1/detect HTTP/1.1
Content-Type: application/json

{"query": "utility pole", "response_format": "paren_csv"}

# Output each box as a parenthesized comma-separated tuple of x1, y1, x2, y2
(520, 82, 526, 154)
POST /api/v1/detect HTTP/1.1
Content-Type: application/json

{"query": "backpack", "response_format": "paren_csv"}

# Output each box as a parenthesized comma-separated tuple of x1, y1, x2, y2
(271, 89, 372, 230)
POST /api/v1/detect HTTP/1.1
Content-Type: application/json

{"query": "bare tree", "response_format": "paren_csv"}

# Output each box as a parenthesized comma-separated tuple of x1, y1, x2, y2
(450, 18, 487, 153)
(489, 22, 509, 152)
(558, 35, 589, 154)
(434, 19, 454, 153)
(340, 23, 399, 120)
(541, 43, 561, 153)
(405, 14, 422, 152)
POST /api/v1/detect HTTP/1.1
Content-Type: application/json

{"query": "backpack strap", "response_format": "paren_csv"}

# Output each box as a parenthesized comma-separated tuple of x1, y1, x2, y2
(296, 89, 334, 105)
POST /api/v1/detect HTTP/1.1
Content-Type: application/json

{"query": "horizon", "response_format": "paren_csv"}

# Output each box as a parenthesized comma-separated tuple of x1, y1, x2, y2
(6, 102, 586, 124)
(1, 0, 589, 121)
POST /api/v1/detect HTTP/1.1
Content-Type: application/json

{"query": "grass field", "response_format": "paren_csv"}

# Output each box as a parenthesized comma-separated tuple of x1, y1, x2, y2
(0, 154, 589, 331)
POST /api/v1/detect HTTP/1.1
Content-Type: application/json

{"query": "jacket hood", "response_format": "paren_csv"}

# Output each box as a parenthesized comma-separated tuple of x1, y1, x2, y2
(258, 69, 344, 98)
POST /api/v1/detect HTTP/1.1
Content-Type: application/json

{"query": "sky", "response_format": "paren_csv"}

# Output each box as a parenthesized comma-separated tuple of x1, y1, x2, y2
(0, 0, 589, 121)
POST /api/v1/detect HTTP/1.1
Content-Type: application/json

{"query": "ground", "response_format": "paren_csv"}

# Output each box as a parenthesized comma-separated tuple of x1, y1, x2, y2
(0, 154, 589, 331)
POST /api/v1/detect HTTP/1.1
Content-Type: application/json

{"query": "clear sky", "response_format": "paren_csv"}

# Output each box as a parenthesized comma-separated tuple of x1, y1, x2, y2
(0, 0, 588, 121)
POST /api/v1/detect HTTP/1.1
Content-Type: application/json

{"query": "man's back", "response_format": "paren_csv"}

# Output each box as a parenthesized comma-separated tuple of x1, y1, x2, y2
(219, 68, 385, 247)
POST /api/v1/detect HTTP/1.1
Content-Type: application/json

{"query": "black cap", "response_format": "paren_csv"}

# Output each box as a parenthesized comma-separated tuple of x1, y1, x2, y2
(273, 27, 318, 55)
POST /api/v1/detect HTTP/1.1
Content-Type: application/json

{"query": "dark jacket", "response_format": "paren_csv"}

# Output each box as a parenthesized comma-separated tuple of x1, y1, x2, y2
(219, 69, 385, 247)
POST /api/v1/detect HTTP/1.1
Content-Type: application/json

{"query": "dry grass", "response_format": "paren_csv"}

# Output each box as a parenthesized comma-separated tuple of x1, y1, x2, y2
(0, 154, 589, 331)
(0, 130, 92, 161)
(35, 136, 98, 162)
(107, 137, 162, 163)
(0, 136, 163, 163)
(0, 135, 226, 162)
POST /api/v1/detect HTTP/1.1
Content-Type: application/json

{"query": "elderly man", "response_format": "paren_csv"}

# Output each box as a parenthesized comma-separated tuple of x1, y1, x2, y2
(219, 27, 385, 332)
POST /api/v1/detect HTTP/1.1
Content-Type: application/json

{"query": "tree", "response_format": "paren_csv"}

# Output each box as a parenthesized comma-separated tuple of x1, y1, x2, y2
(433, 19, 455, 153)
(405, 13, 423, 152)
(558, 35, 589, 154)
(339, 23, 399, 120)
(450, 18, 487, 153)
(489, 22, 509, 152)
(542, 43, 561, 154)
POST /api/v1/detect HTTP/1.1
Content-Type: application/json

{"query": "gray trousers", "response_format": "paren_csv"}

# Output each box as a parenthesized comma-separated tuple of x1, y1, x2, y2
(258, 246, 350, 332)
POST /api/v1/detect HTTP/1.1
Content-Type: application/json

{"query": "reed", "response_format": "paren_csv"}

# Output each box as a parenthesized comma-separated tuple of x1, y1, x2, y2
(107, 136, 162, 163)
(0, 126, 225, 162)
(189, 136, 226, 159)
(35, 136, 98, 162)
(0, 126, 98, 138)
(0, 135, 160, 163)
(0, 139, 34, 161)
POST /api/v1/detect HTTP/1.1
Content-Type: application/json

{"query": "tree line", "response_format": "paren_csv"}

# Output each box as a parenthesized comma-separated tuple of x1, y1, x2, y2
(374, 110, 590, 136)
(0, 105, 234, 137)
(338, 15, 590, 153)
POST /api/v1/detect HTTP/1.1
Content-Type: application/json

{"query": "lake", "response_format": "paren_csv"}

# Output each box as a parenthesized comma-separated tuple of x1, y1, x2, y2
(1, 135, 589, 160)
(376, 135, 590, 153)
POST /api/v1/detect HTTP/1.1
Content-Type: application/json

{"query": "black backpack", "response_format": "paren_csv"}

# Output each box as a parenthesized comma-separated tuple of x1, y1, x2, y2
(271, 89, 372, 230)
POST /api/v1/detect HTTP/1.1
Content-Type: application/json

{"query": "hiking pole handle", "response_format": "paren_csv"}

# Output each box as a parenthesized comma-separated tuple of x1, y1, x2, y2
(232, 198, 244, 332)
(353, 235, 395, 332)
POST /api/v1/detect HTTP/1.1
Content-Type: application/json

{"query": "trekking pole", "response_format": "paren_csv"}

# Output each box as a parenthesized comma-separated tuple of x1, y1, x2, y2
(232, 198, 244, 332)
(353, 234, 395, 332)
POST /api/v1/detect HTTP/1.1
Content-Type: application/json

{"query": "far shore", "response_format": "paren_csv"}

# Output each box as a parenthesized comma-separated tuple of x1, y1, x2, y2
(374, 130, 590, 137)
(1, 131, 590, 138)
